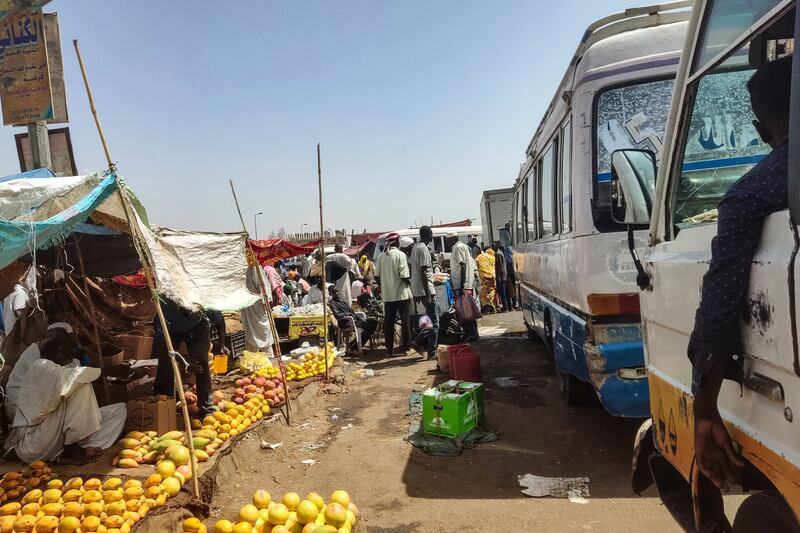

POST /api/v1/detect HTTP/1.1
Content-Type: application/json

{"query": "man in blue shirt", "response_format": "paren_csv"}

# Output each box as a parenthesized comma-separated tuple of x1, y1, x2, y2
(689, 56, 791, 493)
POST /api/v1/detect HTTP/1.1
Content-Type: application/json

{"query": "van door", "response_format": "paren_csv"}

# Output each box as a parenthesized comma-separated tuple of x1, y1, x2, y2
(646, 54, 799, 473)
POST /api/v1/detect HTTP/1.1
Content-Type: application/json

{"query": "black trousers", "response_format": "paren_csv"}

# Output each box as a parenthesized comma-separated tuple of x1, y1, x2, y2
(383, 299, 411, 353)
(152, 319, 213, 416)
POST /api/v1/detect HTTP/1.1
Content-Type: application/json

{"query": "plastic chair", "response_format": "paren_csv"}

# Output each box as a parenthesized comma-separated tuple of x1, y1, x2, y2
(337, 316, 363, 356)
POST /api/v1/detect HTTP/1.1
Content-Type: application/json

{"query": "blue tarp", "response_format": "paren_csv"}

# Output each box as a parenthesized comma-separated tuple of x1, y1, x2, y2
(0, 174, 118, 270)
(0, 167, 56, 184)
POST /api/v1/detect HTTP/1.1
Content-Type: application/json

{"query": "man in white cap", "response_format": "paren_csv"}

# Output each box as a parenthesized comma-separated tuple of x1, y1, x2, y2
(374, 232, 413, 355)
(447, 232, 479, 341)
(5, 323, 127, 464)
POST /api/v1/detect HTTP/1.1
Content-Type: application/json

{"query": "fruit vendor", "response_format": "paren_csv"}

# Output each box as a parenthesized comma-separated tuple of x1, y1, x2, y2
(151, 297, 228, 418)
(5, 327, 127, 464)
(327, 285, 378, 350)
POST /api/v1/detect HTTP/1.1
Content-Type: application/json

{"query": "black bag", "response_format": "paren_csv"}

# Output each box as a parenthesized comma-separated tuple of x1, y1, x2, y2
(437, 307, 465, 345)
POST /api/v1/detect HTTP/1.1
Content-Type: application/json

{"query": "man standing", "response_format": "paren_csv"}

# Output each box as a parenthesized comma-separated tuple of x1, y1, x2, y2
(448, 233, 479, 341)
(492, 242, 511, 312)
(327, 244, 360, 306)
(475, 246, 496, 313)
(411, 226, 440, 359)
(374, 233, 412, 355)
(152, 298, 227, 419)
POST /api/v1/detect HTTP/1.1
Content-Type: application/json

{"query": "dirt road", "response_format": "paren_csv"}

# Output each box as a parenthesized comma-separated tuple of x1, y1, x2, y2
(206, 311, 743, 532)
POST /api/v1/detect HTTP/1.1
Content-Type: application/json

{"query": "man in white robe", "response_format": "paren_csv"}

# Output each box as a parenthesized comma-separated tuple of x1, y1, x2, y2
(5, 327, 126, 463)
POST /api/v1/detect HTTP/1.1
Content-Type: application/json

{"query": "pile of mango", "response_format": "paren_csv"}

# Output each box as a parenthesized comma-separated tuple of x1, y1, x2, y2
(113, 430, 213, 469)
(0, 462, 179, 533)
(190, 394, 271, 444)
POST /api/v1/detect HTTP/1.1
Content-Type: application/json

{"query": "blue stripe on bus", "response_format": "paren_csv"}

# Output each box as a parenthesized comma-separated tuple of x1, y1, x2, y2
(595, 154, 767, 183)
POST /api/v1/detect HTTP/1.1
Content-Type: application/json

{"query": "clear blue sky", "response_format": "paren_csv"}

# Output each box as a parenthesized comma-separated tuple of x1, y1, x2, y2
(0, 0, 639, 236)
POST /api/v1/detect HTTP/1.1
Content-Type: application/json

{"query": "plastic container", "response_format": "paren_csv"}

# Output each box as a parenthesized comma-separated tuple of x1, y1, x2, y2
(448, 344, 481, 382)
(212, 354, 228, 374)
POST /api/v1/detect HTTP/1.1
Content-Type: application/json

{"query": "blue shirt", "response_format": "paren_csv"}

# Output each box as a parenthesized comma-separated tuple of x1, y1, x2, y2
(689, 141, 788, 393)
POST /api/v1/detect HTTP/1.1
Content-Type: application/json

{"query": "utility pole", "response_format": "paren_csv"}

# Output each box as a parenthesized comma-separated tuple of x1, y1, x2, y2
(27, 120, 52, 170)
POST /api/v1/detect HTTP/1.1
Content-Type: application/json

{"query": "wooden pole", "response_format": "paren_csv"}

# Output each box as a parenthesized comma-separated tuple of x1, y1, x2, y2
(317, 144, 330, 381)
(72, 39, 201, 499)
(228, 180, 292, 424)
(73, 236, 111, 405)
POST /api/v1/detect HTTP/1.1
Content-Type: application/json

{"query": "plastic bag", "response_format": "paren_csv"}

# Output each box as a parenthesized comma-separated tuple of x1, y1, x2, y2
(454, 293, 482, 323)
(239, 350, 271, 374)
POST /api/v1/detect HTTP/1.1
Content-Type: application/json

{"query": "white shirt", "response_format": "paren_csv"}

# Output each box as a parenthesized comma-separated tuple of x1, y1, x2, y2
(374, 248, 412, 302)
(450, 241, 475, 290)
(302, 285, 324, 305)
(3, 284, 28, 335)
(410, 242, 435, 298)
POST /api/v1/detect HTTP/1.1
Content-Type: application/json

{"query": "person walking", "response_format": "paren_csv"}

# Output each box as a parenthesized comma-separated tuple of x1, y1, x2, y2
(475, 246, 497, 313)
(411, 226, 440, 359)
(374, 233, 412, 355)
(448, 233, 479, 341)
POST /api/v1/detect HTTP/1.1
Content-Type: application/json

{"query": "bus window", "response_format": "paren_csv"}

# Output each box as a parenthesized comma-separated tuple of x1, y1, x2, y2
(561, 120, 572, 233)
(516, 182, 525, 243)
(673, 56, 771, 227)
(433, 236, 444, 253)
(595, 78, 674, 231)
(526, 166, 536, 241)
(539, 143, 555, 237)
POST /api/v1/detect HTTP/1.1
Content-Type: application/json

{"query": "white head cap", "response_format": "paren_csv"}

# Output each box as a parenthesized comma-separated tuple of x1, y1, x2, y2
(47, 322, 74, 334)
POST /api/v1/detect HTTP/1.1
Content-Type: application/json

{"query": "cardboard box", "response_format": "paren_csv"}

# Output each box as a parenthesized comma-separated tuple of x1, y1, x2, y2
(422, 380, 484, 438)
(126, 397, 177, 434)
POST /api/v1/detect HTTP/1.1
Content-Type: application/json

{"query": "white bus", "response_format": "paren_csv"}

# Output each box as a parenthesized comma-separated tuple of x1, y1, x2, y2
(510, 2, 690, 417)
(372, 225, 482, 269)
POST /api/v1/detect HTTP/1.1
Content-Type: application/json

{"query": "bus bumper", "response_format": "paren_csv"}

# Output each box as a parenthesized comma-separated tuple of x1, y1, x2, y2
(584, 329, 650, 418)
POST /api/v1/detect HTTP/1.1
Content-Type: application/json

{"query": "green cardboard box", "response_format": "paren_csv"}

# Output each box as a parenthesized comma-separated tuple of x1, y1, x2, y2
(422, 380, 485, 438)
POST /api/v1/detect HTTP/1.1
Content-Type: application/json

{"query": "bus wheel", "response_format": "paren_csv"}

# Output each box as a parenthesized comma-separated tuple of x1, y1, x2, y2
(732, 492, 800, 533)
(555, 367, 590, 405)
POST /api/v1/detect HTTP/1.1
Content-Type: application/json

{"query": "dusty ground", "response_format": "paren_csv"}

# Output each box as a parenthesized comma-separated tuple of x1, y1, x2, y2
(205, 311, 744, 532)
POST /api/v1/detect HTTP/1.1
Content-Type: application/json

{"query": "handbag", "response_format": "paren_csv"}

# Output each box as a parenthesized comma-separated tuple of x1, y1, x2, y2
(454, 292, 482, 323)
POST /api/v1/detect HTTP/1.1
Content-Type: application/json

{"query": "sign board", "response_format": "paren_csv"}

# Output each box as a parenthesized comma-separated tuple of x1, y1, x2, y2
(0, 1, 51, 21)
(42, 12, 65, 123)
(0, 7, 53, 125)
(15, 126, 76, 175)
(288, 315, 327, 339)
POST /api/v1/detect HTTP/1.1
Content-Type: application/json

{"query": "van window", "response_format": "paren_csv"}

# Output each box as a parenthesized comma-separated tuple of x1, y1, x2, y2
(539, 144, 555, 237)
(595, 78, 674, 231)
(672, 59, 771, 227)
(560, 120, 572, 232)
(433, 236, 444, 253)
(693, 0, 783, 74)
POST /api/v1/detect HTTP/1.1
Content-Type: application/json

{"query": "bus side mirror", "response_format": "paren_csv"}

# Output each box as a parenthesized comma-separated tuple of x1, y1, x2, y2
(609, 149, 656, 225)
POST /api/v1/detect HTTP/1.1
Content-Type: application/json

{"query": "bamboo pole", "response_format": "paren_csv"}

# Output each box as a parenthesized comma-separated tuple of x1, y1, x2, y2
(317, 144, 330, 381)
(72, 235, 111, 405)
(72, 39, 201, 500)
(228, 179, 292, 424)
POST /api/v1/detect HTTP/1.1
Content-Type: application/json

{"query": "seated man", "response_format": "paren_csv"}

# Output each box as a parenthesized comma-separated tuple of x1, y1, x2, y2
(5, 328, 126, 464)
(328, 286, 377, 350)
(5, 322, 74, 421)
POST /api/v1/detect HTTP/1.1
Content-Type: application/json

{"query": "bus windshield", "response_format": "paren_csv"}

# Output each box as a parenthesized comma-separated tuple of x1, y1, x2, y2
(594, 78, 674, 229)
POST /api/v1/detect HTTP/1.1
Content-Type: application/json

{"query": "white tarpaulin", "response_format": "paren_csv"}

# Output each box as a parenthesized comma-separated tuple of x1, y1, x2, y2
(135, 217, 260, 312)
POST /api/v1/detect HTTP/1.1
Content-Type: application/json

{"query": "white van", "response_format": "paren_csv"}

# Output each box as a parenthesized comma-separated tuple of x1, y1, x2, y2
(614, 1, 800, 529)
(372, 226, 482, 269)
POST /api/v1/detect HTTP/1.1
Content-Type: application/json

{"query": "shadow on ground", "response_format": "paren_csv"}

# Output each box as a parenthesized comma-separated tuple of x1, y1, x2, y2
(400, 312, 647, 500)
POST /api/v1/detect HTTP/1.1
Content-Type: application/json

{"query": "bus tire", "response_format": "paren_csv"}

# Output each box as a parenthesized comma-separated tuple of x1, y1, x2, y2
(555, 367, 590, 405)
(732, 492, 800, 533)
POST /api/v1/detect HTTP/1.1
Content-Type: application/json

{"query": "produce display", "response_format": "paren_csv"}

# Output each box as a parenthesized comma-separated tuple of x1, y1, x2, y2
(230, 377, 286, 407)
(271, 303, 324, 318)
(285, 343, 336, 382)
(0, 460, 177, 533)
(190, 395, 271, 444)
(181, 489, 359, 533)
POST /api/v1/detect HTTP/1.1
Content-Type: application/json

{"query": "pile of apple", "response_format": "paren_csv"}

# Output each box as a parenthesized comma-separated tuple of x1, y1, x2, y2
(232, 376, 286, 407)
